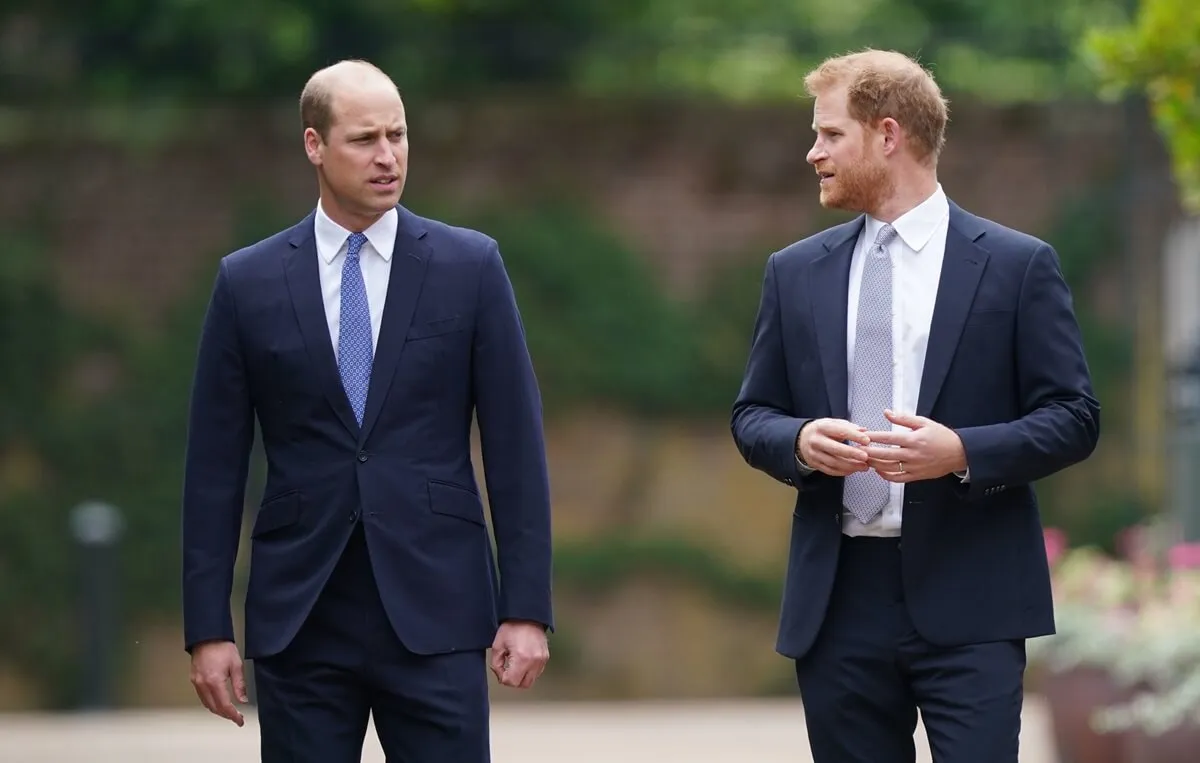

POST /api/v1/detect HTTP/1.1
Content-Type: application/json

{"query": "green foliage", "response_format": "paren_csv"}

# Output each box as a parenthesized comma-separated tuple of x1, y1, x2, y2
(1082, 0, 1200, 212)
(6, 0, 612, 102)
(425, 199, 760, 417)
(0, 226, 117, 707)
(573, 0, 1128, 103)
(1034, 184, 1136, 546)
(5, 0, 1134, 107)
(435, 201, 701, 416)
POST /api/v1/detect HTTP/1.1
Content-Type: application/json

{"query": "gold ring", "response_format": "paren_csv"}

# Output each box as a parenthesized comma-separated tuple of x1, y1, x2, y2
(898, 462, 905, 473)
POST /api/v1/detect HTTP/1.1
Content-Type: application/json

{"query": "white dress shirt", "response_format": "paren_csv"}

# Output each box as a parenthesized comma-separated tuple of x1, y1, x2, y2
(842, 185, 950, 537)
(313, 201, 398, 355)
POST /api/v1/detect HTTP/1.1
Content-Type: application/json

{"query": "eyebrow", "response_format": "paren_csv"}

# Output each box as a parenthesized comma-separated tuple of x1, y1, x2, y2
(347, 125, 407, 139)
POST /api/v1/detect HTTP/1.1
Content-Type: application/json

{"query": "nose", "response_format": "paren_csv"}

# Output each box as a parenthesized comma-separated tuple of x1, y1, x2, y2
(369, 134, 394, 160)
(375, 144, 397, 167)
(806, 140, 824, 166)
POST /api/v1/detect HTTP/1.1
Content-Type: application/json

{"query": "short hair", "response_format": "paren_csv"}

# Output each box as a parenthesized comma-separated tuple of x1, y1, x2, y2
(803, 49, 949, 162)
(299, 59, 393, 141)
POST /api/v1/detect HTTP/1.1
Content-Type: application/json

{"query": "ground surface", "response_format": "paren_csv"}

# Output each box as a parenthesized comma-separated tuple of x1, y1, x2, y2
(0, 697, 1059, 761)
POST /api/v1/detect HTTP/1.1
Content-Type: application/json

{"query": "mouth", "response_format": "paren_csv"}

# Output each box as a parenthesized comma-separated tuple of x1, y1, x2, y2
(817, 171, 835, 185)
(369, 175, 399, 189)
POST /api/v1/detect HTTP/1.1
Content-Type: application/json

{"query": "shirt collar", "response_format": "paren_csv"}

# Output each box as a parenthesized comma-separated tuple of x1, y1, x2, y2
(314, 200, 398, 264)
(864, 183, 949, 253)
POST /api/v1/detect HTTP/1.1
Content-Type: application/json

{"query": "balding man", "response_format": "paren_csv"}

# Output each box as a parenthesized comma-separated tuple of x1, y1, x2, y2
(182, 59, 553, 762)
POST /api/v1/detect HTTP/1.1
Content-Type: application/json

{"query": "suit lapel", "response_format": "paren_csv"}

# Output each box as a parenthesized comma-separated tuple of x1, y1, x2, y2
(916, 204, 989, 415)
(283, 214, 359, 435)
(810, 217, 863, 419)
(358, 209, 431, 443)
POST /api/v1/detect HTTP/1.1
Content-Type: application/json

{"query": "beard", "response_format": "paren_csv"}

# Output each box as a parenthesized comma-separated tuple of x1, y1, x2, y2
(818, 153, 894, 214)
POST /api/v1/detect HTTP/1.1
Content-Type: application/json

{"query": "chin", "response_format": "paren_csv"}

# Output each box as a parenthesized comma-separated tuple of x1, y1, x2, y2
(818, 190, 849, 211)
(367, 193, 401, 212)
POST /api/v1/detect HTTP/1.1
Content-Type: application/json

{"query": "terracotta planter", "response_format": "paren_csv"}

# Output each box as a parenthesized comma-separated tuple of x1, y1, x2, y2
(1125, 724, 1200, 763)
(1039, 666, 1132, 763)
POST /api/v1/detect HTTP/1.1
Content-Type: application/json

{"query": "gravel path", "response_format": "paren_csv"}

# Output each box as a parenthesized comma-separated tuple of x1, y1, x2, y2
(0, 697, 1059, 762)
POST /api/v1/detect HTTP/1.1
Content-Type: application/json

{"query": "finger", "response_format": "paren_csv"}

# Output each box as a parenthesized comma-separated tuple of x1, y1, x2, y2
(813, 438, 870, 463)
(818, 420, 871, 445)
(490, 649, 508, 681)
(208, 680, 244, 726)
(876, 468, 920, 483)
(884, 409, 929, 429)
(503, 652, 540, 687)
(809, 453, 866, 476)
(501, 662, 524, 688)
(194, 682, 217, 715)
(862, 445, 916, 461)
(198, 682, 242, 726)
(232, 664, 249, 704)
(519, 668, 539, 689)
(860, 430, 914, 447)
(512, 661, 539, 689)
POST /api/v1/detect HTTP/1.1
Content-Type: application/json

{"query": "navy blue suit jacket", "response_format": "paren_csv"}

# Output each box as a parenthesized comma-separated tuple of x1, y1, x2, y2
(731, 202, 1099, 660)
(182, 205, 553, 660)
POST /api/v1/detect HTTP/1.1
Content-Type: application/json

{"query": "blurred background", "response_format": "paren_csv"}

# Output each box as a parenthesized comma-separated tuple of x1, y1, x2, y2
(0, 0, 1197, 760)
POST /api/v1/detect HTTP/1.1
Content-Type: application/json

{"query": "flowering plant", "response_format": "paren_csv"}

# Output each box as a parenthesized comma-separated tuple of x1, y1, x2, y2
(1030, 521, 1200, 736)
(1091, 541, 1200, 736)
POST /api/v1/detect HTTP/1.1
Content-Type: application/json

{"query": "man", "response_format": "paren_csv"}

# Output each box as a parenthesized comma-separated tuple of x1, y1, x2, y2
(731, 50, 1099, 762)
(182, 59, 553, 762)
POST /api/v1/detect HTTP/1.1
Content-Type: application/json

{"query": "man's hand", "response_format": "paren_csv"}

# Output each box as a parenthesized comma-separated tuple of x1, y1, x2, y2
(797, 418, 872, 476)
(490, 620, 549, 690)
(189, 640, 248, 726)
(862, 410, 968, 482)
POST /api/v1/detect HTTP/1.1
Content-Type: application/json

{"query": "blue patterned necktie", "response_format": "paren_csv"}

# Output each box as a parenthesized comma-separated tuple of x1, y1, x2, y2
(843, 224, 899, 524)
(338, 232, 373, 426)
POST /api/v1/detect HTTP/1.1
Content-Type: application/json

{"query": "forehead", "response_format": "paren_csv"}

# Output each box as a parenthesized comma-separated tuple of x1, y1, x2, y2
(811, 86, 852, 130)
(330, 83, 406, 130)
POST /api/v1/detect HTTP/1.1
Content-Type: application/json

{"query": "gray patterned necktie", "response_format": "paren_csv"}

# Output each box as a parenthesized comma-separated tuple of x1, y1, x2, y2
(843, 224, 898, 524)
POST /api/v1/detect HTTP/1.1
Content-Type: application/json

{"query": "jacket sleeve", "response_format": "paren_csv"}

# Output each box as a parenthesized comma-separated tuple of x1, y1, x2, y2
(954, 243, 1101, 499)
(471, 240, 554, 631)
(180, 259, 255, 651)
(731, 253, 823, 491)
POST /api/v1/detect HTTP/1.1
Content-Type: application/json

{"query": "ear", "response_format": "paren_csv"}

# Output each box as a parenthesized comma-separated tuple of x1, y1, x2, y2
(878, 117, 902, 157)
(303, 127, 324, 166)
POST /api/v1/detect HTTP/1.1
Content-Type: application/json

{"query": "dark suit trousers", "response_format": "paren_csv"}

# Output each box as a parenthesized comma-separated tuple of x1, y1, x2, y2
(253, 523, 490, 763)
(794, 536, 1025, 763)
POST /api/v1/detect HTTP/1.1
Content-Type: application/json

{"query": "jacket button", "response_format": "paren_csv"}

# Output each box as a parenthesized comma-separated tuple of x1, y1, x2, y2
(357, 451, 369, 463)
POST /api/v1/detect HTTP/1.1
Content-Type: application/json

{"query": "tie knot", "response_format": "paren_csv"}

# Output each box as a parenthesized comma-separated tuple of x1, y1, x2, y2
(874, 224, 898, 249)
(346, 232, 368, 260)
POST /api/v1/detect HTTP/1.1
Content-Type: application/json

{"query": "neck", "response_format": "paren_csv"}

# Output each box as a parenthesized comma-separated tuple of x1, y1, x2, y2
(869, 170, 938, 223)
(316, 183, 385, 233)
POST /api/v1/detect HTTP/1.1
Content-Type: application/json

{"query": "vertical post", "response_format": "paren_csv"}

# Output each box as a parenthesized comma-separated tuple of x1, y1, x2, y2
(1173, 351, 1200, 540)
(69, 500, 124, 711)
(1163, 218, 1200, 540)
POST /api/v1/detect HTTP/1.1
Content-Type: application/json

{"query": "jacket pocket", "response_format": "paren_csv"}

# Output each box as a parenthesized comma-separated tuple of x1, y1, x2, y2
(427, 479, 485, 526)
(252, 490, 303, 538)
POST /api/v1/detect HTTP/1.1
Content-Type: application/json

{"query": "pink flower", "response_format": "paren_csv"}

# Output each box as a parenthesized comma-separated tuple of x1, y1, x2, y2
(1044, 527, 1067, 566)
(1168, 542, 1200, 570)
(1117, 525, 1146, 561)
